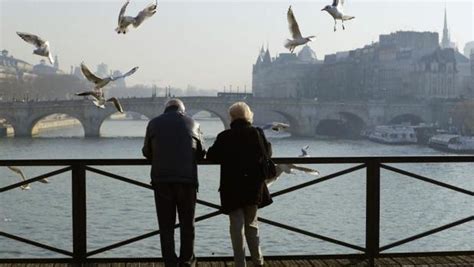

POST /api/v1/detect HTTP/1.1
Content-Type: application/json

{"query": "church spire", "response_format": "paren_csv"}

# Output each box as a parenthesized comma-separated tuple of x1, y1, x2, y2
(441, 6, 451, 49)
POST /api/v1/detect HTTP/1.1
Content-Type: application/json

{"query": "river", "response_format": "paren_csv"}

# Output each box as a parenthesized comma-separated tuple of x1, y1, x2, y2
(0, 118, 472, 258)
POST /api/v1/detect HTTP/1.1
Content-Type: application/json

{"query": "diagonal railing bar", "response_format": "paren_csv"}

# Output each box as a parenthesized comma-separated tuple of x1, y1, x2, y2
(257, 217, 365, 252)
(380, 164, 474, 196)
(86, 230, 160, 257)
(85, 166, 153, 190)
(87, 210, 223, 257)
(380, 216, 474, 252)
(0, 166, 72, 193)
(271, 164, 367, 198)
(197, 199, 221, 210)
(0, 231, 73, 256)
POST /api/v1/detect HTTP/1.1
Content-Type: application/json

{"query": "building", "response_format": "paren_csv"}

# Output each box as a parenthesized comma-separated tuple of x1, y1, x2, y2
(412, 48, 457, 98)
(252, 45, 322, 98)
(252, 25, 473, 101)
(32, 57, 64, 76)
(463, 41, 474, 58)
(317, 31, 440, 101)
(0, 50, 35, 81)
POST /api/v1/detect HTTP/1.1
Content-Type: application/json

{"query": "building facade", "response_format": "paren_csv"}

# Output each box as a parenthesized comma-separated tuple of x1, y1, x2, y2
(252, 32, 472, 101)
(252, 45, 322, 98)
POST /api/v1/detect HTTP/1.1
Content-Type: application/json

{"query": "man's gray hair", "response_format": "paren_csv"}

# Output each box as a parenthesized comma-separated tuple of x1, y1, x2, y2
(165, 98, 185, 112)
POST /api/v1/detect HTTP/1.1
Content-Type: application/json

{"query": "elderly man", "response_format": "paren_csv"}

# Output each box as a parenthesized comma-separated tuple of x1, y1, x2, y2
(142, 99, 205, 267)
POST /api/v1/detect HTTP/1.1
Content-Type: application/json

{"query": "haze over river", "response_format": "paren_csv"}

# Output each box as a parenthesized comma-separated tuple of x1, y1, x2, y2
(1, 118, 472, 258)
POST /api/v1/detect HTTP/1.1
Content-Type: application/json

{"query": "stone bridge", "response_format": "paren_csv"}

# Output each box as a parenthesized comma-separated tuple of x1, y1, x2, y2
(0, 97, 450, 137)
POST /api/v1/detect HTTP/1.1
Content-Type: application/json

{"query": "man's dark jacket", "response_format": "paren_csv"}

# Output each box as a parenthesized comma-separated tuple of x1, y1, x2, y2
(142, 106, 206, 186)
(206, 119, 273, 214)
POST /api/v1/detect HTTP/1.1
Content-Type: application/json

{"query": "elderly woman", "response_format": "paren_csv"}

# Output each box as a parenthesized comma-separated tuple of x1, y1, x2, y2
(207, 102, 272, 267)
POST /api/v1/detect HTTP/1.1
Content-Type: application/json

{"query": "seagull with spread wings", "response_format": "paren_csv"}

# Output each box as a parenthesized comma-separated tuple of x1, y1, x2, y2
(16, 32, 54, 64)
(75, 62, 138, 113)
(7, 166, 49, 190)
(284, 6, 315, 53)
(116, 0, 158, 34)
(299, 145, 310, 157)
(262, 122, 290, 132)
(321, 0, 355, 32)
(266, 164, 319, 187)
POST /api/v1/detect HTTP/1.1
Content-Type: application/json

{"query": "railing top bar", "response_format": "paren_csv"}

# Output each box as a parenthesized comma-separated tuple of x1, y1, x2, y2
(1, 156, 474, 166)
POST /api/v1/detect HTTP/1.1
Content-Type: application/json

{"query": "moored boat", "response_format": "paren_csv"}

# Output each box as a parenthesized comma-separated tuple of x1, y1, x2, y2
(428, 134, 474, 154)
(367, 125, 417, 145)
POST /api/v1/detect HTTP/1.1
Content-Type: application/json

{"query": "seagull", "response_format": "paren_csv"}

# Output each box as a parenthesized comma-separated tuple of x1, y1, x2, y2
(284, 6, 315, 53)
(75, 63, 138, 113)
(321, 0, 355, 32)
(266, 164, 319, 187)
(16, 32, 54, 64)
(116, 0, 158, 34)
(7, 166, 49, 190)
(262, 122, 290, 132)
(299, 145, 310, 157)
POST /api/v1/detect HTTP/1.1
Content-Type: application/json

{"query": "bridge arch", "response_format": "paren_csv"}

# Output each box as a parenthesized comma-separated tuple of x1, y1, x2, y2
(0, 114, 16, 137)
(99, 111, 150, 137)
(388, 113, 425, 125)
(187, 108, 230, 132)
(316, 111, 367, 138)
(29, 112, 85, 137)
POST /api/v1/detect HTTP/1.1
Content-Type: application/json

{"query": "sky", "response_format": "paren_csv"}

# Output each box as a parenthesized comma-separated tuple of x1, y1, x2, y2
(0, 0, 473, 90)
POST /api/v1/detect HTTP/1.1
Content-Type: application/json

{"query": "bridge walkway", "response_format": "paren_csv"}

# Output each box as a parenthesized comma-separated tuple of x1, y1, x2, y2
(2, 255, 474, 267)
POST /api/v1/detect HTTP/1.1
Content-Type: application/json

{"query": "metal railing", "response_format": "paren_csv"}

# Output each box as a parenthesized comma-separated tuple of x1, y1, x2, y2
(1, 157, 473, 266)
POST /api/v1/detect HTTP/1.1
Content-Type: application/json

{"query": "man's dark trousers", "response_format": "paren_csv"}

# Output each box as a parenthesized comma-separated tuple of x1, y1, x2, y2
(153, 183, 197, 267)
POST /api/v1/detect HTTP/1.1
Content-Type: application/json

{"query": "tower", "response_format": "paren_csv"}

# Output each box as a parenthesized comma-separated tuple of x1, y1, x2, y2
(440, 7, 456, 49)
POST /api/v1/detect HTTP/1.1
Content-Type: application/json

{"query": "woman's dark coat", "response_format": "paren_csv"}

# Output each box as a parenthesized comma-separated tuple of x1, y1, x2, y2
(206, 119, 273, 214)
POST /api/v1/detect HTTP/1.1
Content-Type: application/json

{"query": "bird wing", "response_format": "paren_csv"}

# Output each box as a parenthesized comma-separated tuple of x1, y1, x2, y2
(7, 166, 27, 181)
(47, 48, 54, 65)
(300, 145, 309, 157)
(265, 165, 285, 187)
(107, 97, 124, 113)
(133, 2, 157, 27)
(288, 164, 319, 175)
(332, 0, 343, 7)
(287, 6, 302, 39)
(16, 32, 45, 48)
(80, 62, 103, 84)
(76, 91, 101, 100)
(110, 66, 139, 81)
(118, 0, 130, 24)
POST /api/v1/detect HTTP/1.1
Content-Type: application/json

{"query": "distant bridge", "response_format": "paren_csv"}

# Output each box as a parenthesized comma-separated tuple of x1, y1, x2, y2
(0, 97, 453, 137)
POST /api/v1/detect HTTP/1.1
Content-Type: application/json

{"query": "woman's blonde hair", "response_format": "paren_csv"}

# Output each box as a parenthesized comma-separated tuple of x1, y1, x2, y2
(228, 102, 254, 123)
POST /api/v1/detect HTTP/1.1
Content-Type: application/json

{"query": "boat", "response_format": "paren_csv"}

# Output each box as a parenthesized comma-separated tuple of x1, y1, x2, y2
(428, 134, 474, 154)
(412, 124, 440, 145)
(367, 125, 417, 145)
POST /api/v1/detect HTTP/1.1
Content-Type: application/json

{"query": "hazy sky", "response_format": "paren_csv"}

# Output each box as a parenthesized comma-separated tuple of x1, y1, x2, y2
(1, 0, 473, 90)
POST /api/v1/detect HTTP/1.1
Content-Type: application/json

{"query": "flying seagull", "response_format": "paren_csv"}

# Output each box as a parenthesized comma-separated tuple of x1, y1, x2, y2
(7, 166, 49, 190)
(299, 145, 310, 157)
(75, 62, 138, 113)
(321, 0, 355, 32)
(266, 164, 319, 187)
(16, 32, 54, 64)
(262, 122, 290, 132)
(284, 6, 315, 53)
(116, 0, 158, 34)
